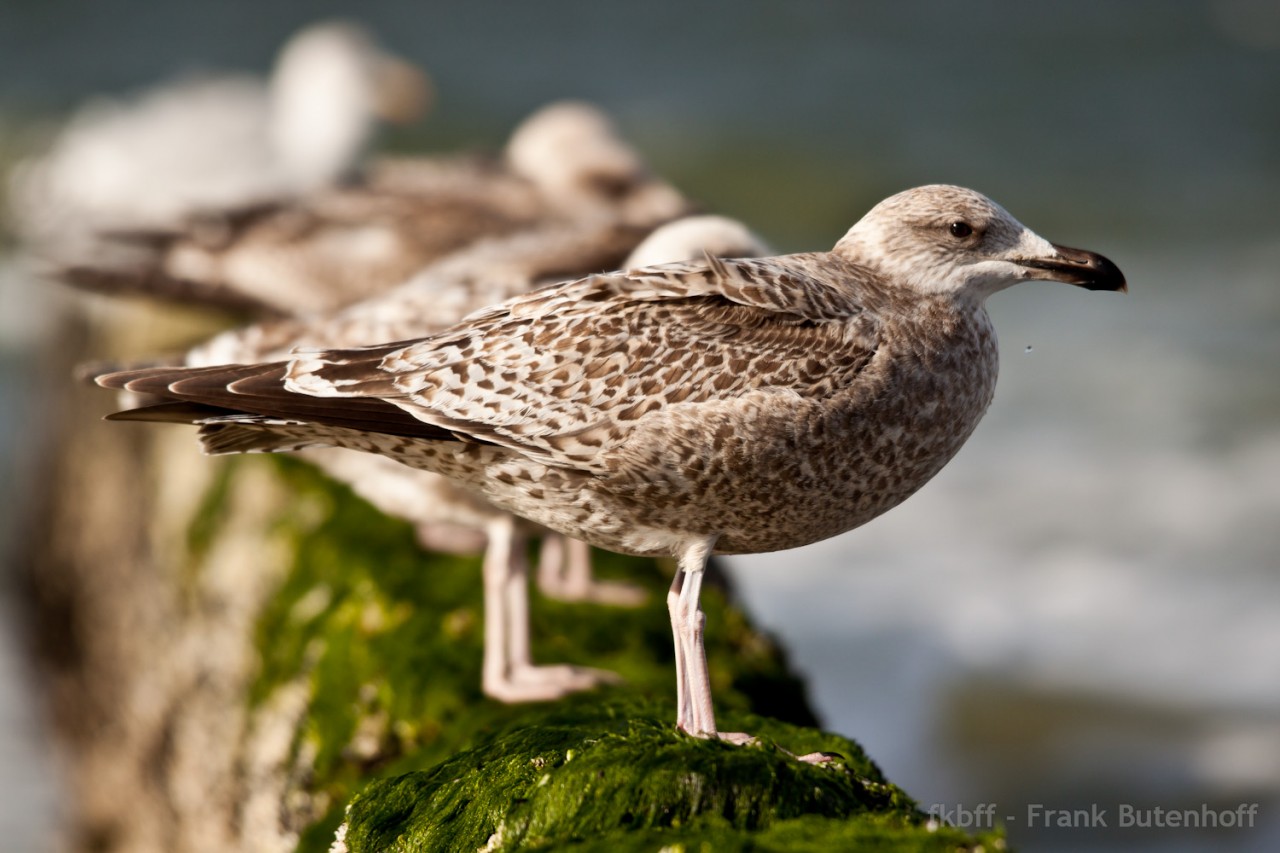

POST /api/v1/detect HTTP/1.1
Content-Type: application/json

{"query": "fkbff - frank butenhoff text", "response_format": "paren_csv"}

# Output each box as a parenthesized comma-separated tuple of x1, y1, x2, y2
(928, 802, 1259, 829)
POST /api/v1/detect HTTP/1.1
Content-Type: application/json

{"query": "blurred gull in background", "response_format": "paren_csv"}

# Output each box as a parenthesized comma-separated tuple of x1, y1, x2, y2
(7, 20, 431, 257)
(50, 100, 691, 316)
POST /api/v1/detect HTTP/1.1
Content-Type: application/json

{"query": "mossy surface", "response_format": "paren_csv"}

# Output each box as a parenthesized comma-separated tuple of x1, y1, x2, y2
(337, 705, 992, 852)
(198, 455, 1000, 851)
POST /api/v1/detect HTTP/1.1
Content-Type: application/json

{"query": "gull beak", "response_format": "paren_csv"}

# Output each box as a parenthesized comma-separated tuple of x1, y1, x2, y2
(372, 56, 434, 125)
(1017, 243, 1127, 292)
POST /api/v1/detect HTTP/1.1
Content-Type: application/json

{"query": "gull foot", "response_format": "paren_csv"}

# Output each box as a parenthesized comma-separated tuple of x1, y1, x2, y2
(696, 730, 844, 765)
(716, 731, 759, 747)
(484, 664, 622, 703)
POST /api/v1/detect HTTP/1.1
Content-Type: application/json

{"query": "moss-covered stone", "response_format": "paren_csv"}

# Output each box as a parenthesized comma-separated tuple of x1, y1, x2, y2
(208, 455, 1001, 851)
(334, 704, 996, 852)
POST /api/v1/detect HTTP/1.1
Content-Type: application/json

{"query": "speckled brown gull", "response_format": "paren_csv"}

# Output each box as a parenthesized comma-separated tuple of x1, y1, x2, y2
(95, 185, 1125, 753)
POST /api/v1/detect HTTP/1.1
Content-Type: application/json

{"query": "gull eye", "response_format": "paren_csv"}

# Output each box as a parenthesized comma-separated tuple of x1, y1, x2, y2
(948, 221, 973, 239)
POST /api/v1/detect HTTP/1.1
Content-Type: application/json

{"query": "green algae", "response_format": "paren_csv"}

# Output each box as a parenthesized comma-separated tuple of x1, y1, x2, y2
(183, 454, 1001, 851)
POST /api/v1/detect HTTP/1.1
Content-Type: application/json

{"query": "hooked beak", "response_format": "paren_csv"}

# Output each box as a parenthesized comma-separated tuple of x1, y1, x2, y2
(1017, 243, 1127, 292)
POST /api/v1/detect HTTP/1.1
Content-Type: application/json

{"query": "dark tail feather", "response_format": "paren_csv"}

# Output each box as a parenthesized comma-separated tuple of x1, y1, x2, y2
(95, 362, 465, 444)
(94, 364, 227, 392)
(105, 401, 246, 424)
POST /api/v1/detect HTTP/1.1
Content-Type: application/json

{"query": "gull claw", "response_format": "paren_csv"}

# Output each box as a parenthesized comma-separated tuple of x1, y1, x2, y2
(696, 730, 843, 766)
(716, 731, 759, 747)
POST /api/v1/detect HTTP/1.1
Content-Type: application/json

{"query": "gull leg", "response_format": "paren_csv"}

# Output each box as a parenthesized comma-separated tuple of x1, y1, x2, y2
(667, 571, 690, 729)
(678, 566, 716, 736)
(536, 534, 566, 597)
(481, 517, 620, 703)
(480, 517, 514, 699)
(504, 529, 533, 672)
(671, 537, 718, 737)
(536, 535, 648, 607)
(669, 539, 832, 760)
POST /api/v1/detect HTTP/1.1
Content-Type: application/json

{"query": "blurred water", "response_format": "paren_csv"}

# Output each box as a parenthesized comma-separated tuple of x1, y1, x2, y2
(1, 1, 1277, 850)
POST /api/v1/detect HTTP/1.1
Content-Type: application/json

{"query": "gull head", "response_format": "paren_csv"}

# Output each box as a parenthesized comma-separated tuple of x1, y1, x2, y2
(624, 215, 773, 269)
(505, 101, 685, 220)
(270, 21, 431, 188)
(273, 22, 431, 125)
(834, 185, 1126, 300)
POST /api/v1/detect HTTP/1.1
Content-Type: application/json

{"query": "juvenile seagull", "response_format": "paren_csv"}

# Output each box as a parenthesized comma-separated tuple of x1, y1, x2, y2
(96, 185, 1125, 749)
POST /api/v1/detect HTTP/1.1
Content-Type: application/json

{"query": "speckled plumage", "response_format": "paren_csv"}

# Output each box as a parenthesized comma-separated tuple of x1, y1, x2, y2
(98, 185, 1126, 743)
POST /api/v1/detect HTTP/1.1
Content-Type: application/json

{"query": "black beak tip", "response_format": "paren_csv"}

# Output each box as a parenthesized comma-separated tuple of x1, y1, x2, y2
(1042, 243, 1127, 293)
(1086, 252, 1127, 293)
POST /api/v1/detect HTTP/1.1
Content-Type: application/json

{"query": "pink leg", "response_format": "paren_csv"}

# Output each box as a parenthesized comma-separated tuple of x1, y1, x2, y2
(667, 572, 690, 729)
(670, 538, 717, 737)
(480, 518, 515, 698)
(667, 538, 830, 763)
(503, 528, 532, 670)
(536, 534, 566, 598)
